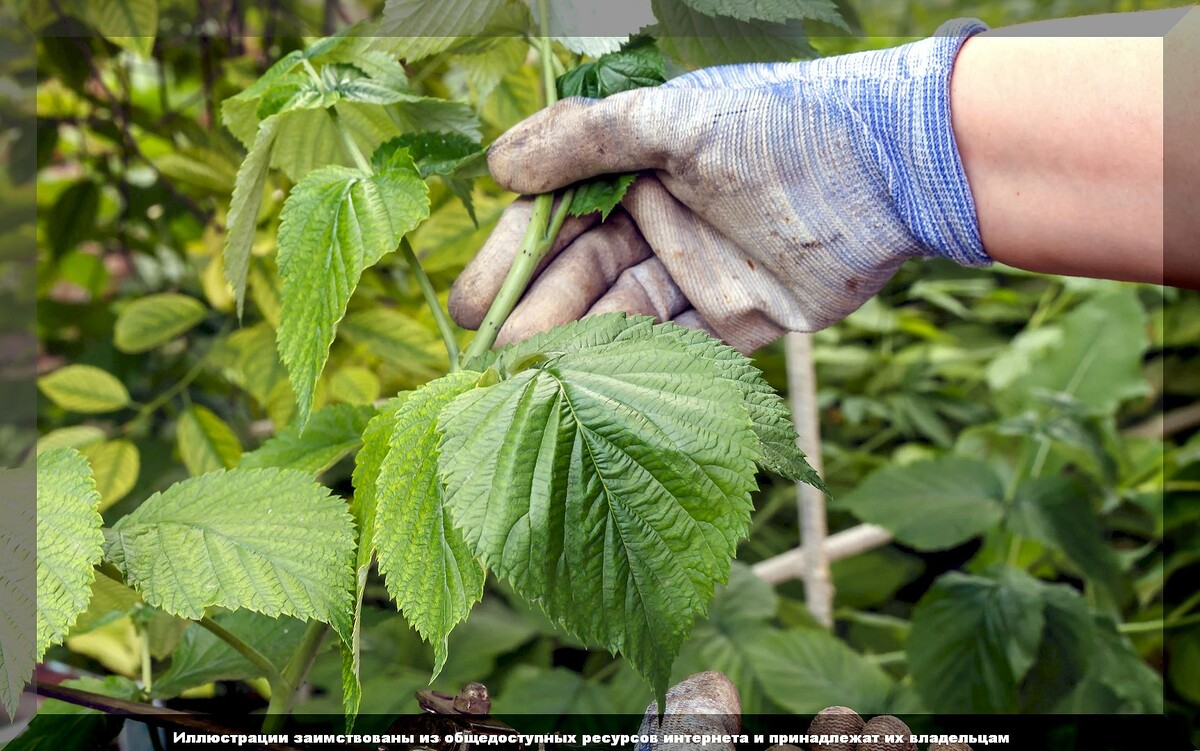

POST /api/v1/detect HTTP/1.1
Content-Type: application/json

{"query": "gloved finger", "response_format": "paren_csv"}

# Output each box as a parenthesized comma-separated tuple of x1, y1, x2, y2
(623, 177, 787, 354)
(671, 309, 719, 340)
(584, 258, 690, 322)
(448, 196, 598, 330)
(488, 89, 677, 194)
(637, 671, 741, 751)
(495, 210, 651, 346)
(859, 715, 916, 751)
(808, 706, 866, 751)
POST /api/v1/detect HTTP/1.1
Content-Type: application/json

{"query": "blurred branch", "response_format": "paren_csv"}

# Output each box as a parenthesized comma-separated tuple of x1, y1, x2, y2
(753, 523, 894, 585)
(784, 332, 834, 627)
(1125, 402, 1200, 439)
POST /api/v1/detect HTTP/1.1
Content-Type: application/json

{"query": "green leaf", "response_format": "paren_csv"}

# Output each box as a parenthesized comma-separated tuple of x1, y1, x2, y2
(1, 465, 36, 719)
(113, 293, 207, 354)
(152, 611, 306, 698)
(1057, 616, 1163, 712)
(375, 372, 485, 676)
(36, 426, 105, 455)
(375, 0, 507, 61)
(746, 628, 895, 714)
(1014, 288, 1150, 414)
(36, 449, 104, 670)
(678, 0, 847, 27)
(73, 0, 157, 56)
(1007, 476, 1123, 600)
(556, 37, 666, 99)
(80, 440, 140, 511)
(328, 367, 381, 405)
(1017, 582, 1095, 712)
(438, 315, 759, 702)
(833, 458, 1004, 550)
(492, 666, 620, 715)
(225, 117, 279, 318)
(275, 147, 429, 425)
(103, 467, 355, 640)
(176, 405, 243, 476)
(568, 173, 637, 220)
(652, 0, 818, 66)
(340, 307, 449, 387)
(374, 133, 484, 220)
(240, 403, 374, 475)
(68, 575, 141, 636)
(342, 395, 410, 725)
(38, 365, 131, 414)
(907, 568, 1047, 712)
(487, 314, 823, 487)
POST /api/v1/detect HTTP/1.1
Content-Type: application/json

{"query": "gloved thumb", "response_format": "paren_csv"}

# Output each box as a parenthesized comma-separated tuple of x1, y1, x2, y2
(487, 89, 675, 195)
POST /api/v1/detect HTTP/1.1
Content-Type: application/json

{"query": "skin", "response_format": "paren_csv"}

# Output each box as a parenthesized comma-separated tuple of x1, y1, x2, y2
(950, 8, 1198, 288)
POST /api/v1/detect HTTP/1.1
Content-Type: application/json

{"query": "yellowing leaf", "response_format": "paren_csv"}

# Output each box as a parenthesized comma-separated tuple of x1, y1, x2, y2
(328, 367, 381, 405)
(176, 405, 243, 476)
(81, 440, 140, 510)
(37, 426, 106, 456)
(38, 365, 130, 414)
(113, 293, 207, 354)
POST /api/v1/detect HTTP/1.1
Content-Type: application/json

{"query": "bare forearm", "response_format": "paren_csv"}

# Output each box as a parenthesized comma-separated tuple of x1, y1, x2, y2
(949, 9, 1198, 288)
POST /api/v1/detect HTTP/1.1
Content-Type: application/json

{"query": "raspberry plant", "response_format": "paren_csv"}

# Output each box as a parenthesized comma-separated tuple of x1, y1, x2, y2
(18, 0, 835, 731)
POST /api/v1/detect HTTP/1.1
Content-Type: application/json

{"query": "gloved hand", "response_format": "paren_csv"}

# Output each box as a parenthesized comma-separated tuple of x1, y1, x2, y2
(640, 673, 970, 751)
(449, 20, 991, 354)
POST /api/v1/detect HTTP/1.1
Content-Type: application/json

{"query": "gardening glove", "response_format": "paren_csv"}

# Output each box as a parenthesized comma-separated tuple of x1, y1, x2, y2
(449, 20, 991, 354)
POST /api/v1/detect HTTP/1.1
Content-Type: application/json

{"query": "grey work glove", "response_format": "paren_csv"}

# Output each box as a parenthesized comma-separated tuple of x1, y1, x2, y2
(449, 21, 990, 354)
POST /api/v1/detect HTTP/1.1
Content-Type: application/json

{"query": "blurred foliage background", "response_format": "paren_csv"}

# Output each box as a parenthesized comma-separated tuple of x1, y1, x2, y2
(4, 0, 1197, 745)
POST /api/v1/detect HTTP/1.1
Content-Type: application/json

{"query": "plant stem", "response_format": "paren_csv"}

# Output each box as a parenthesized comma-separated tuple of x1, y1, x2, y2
(261, 622, 328, 733)
(461, 190, 574, 360)
(459, 7, 577, 362)
(1119, 612, 1200, 634)
(140, 629, 153, 693)
(400, 238, 459, 369)
(328, 107, 372, 174)
(198, 616, 287, 690)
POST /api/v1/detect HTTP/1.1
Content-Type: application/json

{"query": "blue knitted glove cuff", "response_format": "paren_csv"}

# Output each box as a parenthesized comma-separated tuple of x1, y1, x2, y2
(883, 18, 991, 266)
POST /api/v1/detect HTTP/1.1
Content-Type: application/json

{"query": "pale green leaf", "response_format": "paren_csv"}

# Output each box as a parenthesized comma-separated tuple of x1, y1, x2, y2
(113, 293, 207, 354)
(342, 395, 410, 725)
(240, 403, 374, 475)
(76, 0, 157, 56)
(376, 372, 485, 676)
(68, 574, 141, 637)
(0, 465, 36, 719)
(1014, 288, 1150, 414)
(152, 611, 305, 698)
(103, 467, 355, 640)
(176, 405, 243, 476)
(652, 0, 818, 66)
(907, 568, 1047, 712)
(35, 449, 104, 669)
(439, 316, 759, 700)
(80, 440, 140, 510)
(36, 426, 105, 456)
(328, 367, 381, 405)
(833, 458, 1004, 550)
(224, 118, 279, 319)
(375, 0, 506, 61)
(339, 307, 448, 387)
(746, 628, 895, 714)
(38, 365, 130, 414)
(275, 147, 429, 425)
